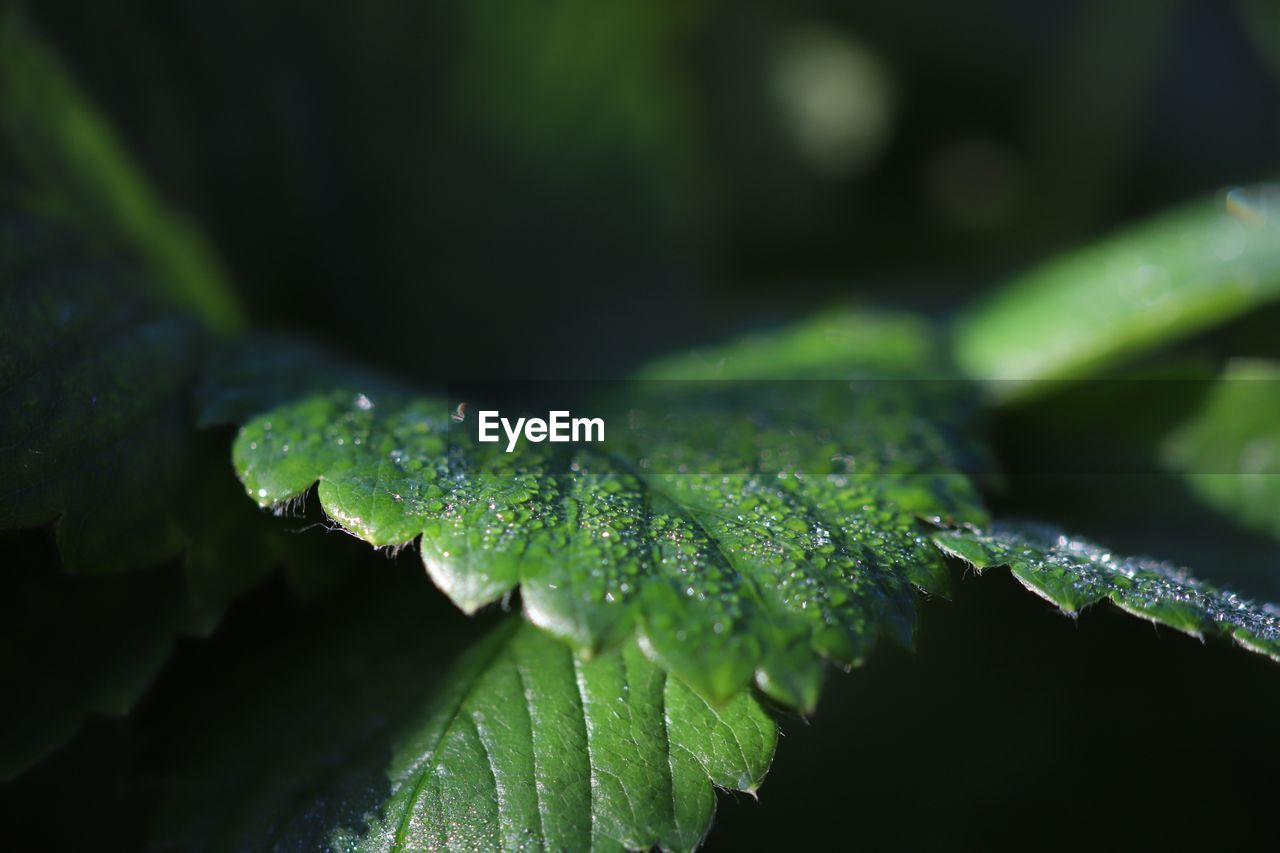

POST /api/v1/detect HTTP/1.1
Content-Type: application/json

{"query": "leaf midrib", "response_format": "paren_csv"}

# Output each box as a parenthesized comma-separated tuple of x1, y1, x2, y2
(390, 618, 520, 851)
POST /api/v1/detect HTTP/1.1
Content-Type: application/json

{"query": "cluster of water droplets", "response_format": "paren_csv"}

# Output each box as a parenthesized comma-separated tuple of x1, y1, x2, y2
(966, 523, 1280, 649)
(235, 374, 987, 696)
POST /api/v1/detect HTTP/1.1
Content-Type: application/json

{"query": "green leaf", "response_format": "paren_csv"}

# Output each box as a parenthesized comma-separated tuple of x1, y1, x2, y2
(0, 7, 245, 332)
(933, 522, 1280, 660)
(0, 209, 277, 773)
(231, 311, 987, 710)
(634, 306, 940, 380)
(954, 185, 1280, 390)
(0, 210, 204, 572)
(1161, 359, 1280, 542)
(0, 17, 289, 773)
(154, 573, 776, 853)
(0, 209, 279, 591)
(0, 11, 267, 582)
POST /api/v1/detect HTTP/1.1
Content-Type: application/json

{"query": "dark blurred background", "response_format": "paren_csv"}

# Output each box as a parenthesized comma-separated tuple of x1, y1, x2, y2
(27, 0, 1280, 380)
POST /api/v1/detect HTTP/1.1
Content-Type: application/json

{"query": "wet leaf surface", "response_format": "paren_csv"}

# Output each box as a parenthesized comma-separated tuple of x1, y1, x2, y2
(232, 311, 987, 710)
(935, 521, 1280, 659)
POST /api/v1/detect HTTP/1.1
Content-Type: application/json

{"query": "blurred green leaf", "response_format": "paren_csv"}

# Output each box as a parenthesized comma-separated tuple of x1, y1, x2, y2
(1162, 359, 1280, 542)
(634, 309, 939, 380)
(0, 20, 295, 771)
(0, 209, 203, 572)
(935, 522, 1280, 660)
(0, 7, 243, 331)
(154, 573, 775, 852)
(955, 186, 1280, 390)
(0, 208, 280, 589)
(231, 311, 986, 711)
(0, 209, 280, 775)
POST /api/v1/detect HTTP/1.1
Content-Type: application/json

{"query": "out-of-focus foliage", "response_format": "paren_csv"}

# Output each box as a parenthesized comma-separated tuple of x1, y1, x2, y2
(0, 17, 274, 778)
(634, 309, 938, 380)
(27, 1, 1277, 381)
(0, 7, 242, 331)
(0, 210, 203, 572)
(1162, 359, 1280, 542)
(0, 209, 281, 776)
(955, 185, 1280, 389)
(0, 11, 278, 593)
